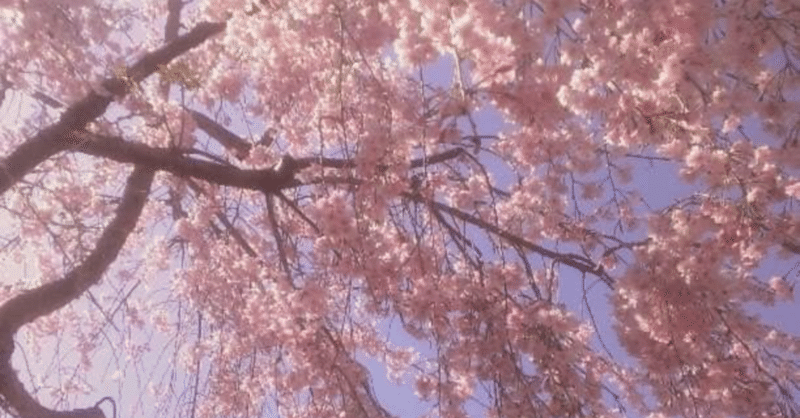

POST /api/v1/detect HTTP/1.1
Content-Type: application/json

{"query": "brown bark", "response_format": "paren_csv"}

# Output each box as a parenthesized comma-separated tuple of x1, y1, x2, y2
(0, 18, 225, 418)
(0, 166, 154, 418)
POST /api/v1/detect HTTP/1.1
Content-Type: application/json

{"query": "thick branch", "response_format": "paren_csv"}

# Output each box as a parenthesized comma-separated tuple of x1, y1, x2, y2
(74, 132, 294, 192)
(0, 165, 155, 418)
(0, 361, 106, 418)
(783, 240, 800, 255)
(165, 0, 183, 42)
(123, 22, 225, 85)
(0, 166, 154, 334)
(0, 21, 225, 196)
(189, 110, 252, 160)
(73, 132, 466, 193)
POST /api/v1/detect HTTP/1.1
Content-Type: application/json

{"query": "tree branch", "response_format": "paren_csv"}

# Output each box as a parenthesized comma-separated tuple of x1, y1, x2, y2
(73, 132, 295, 192)
(188, 110, 252, 160)
(73, 132, 467, 194)
(0, 166, 155, 418)
(0, 20, 225, 196)
(405, 193, 614, 288)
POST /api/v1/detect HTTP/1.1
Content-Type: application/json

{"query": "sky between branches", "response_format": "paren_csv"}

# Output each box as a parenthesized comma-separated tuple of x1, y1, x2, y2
(1, 0, 800, 418)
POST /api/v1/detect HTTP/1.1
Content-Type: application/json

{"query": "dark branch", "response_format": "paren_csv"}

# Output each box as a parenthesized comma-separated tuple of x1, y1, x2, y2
(73, 132, 467, 194)
(188, 109, 252, 160)
(0, 166, 154, 336)
(0, 20, 225, 196)
(290, 147, 464, 170)
(405, 193, 614, 288)
(73, 132, 295, 193)
(0, 166, 155, 418)
(165, 0, 183, 42)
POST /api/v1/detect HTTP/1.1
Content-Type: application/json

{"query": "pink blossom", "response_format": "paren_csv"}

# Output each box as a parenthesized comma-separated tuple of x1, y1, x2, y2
(769, 276, 794, 301)
(785, 181, 800, 199)
(2, 1, 800, 417)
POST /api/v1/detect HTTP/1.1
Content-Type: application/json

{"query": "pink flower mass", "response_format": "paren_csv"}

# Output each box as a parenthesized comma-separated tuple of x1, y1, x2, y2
(0, 0, 799, 417)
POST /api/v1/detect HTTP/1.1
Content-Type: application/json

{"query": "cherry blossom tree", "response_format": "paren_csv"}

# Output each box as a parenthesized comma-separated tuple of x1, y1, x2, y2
(1, 0, 800, 417)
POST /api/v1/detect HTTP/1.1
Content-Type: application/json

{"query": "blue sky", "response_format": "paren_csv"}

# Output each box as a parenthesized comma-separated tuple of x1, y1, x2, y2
(1, 6, 800, 418)
(349, 49, 800, 418)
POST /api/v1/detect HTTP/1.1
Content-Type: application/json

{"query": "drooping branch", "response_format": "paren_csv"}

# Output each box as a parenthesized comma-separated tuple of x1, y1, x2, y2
(77, 128, 607, 292)
(405, 193, 614, 288)
(0, 165, 155, 418)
